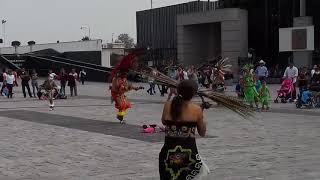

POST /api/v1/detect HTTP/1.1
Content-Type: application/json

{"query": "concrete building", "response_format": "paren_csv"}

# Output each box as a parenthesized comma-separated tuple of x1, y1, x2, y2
(137, 0, 320, 76)
(136, 1, 220, 65)
(102, 42, 125, 67)
(177, 8, 248, 73)
(0, 40, 127, 81)
(0, 39, 125, 68)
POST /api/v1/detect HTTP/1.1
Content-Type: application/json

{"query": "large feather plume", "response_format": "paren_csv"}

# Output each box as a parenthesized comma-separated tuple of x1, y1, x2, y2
(139, 66, 253, 118)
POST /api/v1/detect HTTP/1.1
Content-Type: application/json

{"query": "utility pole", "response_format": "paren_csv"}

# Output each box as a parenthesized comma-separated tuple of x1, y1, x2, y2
(151, 0, 153, 9)
(2, 19, 7, 46)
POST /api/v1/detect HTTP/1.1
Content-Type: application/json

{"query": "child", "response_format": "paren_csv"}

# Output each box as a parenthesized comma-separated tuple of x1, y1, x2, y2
(255, 77, 262, 92)
(235, 76, 244, 98)
(259, 80, 271, 111)
(243, 67, 259, 109)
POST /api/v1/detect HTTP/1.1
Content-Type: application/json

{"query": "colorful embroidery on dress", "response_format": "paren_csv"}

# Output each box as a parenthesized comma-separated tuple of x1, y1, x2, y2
(165, 146, 196, 180)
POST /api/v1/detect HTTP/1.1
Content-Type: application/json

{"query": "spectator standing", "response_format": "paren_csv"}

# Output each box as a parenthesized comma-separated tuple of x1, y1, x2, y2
(79, 69, 87, 85)
(255, 60, 269, 81)
(310, 66, 320, 92)
(0, 68, 7, 95)
(283, 62, 299, 100)
(59, 68, 68, 96)
(31, 69, 39, 98)
(177, 67, 184, 81)
(68, 69, 78, 96)
(188, 65, 198, 83)
(6, 69, 15, 98)
(147, 72, 156, 95)
(12, 70, 18, 87)
(297, 67, 309, 92)
(183, 67, 189, 80)
(311, 65, 318, 78)
(20, 68, 33, 98)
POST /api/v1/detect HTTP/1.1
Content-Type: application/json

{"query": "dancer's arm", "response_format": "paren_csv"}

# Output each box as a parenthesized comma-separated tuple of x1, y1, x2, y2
(196, 106, 206, 137)
(161, 101, 170, 125)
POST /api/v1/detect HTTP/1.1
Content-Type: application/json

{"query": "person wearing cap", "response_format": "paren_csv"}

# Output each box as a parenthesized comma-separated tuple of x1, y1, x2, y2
(255, 60, 269, 81)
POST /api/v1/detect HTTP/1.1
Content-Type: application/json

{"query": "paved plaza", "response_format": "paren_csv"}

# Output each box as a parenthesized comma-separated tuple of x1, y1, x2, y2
(1, 81, 320, 180)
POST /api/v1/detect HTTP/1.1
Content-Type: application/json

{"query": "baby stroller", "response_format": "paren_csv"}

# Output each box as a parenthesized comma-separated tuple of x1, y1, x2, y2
(310, 82, 320, 108)
(274, 79, 294, 103)
(296, 88, 314, 108)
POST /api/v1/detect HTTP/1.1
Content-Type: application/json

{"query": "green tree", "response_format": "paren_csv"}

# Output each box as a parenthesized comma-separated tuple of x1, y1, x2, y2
(117, 34, 134, 49)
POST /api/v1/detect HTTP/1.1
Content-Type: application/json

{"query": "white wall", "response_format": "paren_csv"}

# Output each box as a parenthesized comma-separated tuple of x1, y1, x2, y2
(0, 40, 102, 54)
(279, 26, 314, 52)
(101, 49, 111, 67)
(101, 48, 124, 68)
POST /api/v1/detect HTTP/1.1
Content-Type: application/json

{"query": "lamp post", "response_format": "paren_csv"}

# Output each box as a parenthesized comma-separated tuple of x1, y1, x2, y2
(2, 19, 7, 46)
(80, 26, 91, 39)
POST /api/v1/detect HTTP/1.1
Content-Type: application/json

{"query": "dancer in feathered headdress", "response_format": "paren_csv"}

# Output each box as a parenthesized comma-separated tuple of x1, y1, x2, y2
(211, 57, 231, 92)
(110, 51, 144, 124)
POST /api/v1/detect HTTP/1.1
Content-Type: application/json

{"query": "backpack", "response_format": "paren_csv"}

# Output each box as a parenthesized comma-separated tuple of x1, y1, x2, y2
(0, 73, 3, 82)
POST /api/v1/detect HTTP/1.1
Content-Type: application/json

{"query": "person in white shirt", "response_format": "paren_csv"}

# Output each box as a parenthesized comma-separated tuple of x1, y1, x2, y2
(311, 65, 318, 78)
(283, 62, 299, 99)
(6, 69, 15, 98)
(79, 69, 87, 85)
(183, 69, 189, 80)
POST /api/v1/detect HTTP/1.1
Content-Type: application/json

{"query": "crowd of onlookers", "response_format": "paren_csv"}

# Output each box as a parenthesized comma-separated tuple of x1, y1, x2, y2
(0, 68, 87, 99)
(145, 64, 228, 100)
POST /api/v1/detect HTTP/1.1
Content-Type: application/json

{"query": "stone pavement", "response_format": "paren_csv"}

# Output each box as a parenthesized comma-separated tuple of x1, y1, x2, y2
(0, 81, 320, 180)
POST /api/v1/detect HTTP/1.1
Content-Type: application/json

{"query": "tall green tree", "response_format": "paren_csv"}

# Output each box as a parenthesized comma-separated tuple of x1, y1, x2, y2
(117, 34, 134, 49)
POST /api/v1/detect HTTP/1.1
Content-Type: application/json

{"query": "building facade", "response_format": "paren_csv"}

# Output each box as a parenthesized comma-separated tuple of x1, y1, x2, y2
(136, 1, 220, 65)
(137, 0, 320, 71)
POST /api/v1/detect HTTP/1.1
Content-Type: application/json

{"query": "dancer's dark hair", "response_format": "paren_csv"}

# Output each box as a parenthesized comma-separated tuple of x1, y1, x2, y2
(170, 80, 198, 121)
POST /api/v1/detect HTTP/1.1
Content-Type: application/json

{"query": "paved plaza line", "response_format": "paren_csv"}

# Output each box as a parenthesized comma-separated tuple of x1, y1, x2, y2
(0, 110, 216, 143)
(0, 110, 164, 143)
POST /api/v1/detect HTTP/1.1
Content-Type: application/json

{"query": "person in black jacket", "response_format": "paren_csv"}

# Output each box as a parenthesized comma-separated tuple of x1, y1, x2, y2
(20, 68, 33, 98)
(310, 66, 320, 92)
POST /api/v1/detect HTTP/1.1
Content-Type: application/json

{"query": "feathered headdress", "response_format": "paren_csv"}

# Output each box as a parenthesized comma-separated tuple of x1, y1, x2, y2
(110, 49, 144, 79)
(214, 57, 232, 73)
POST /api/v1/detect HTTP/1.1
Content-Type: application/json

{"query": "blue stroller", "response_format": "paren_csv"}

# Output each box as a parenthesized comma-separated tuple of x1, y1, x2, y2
(296, 88, 313, 108)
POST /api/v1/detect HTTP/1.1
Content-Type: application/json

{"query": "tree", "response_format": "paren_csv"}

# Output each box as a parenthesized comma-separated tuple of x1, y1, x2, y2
(117, 34, 134, 49)
(28, 41, 36, 52)
(11, 41, 21, 54)
(82, 36, 90, 41)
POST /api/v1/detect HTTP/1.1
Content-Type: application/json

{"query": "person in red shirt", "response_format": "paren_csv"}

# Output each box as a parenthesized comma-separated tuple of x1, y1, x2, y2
(58, 68, 68, 96)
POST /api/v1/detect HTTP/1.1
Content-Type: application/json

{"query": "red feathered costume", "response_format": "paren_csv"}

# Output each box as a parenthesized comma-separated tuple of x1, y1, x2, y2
(110, 51, 140, 122)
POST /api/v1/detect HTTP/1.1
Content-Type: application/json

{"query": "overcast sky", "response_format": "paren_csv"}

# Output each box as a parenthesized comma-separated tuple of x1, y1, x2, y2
(0, 0, 200, 46)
